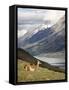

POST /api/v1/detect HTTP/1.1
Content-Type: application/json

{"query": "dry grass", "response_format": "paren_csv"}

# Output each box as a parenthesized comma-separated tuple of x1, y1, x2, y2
(17, 59, 65, 82)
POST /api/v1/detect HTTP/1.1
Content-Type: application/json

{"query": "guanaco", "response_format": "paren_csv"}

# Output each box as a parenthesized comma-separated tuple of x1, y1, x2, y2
(24, 61, 40, 72)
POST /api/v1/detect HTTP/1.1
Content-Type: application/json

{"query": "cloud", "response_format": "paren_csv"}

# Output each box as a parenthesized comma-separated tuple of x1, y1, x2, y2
(18, 8, 47, 25)
(18, 8, 65, 38)
(18, 13, 45, 25)
(18, 8, 65, 27)
(18, 29, 27, 38)
(44, 10, 65, 24)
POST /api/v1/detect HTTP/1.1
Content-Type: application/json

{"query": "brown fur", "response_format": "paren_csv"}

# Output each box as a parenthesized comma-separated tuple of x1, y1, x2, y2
(24, 61, 40, 71)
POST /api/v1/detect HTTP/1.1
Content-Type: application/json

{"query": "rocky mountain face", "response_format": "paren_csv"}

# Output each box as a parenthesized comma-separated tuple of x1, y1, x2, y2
(18, 16, 65, 56)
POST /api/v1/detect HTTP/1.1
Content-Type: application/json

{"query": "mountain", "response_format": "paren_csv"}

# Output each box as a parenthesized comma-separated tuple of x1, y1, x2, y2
(19, 16, 65, 56)
(18, 24, 47, 47)
(18, 48, 65, 72)
(27, 27, 53, 43)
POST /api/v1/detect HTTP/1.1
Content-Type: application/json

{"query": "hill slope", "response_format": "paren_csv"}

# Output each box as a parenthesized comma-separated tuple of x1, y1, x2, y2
(18, 48, 65, 73)
(18, 59, 65, 82)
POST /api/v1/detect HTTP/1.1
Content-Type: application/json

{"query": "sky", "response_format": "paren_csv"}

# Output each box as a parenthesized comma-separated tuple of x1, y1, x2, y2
(18, 8, 65, 38)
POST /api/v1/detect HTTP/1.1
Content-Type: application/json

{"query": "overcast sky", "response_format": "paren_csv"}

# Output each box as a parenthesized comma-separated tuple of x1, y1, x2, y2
(18, 8, 65, 38)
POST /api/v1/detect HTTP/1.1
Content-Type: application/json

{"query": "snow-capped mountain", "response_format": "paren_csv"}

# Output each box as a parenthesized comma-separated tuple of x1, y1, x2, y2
(18, 23, 52, 47)
(18, 16, 65, 56)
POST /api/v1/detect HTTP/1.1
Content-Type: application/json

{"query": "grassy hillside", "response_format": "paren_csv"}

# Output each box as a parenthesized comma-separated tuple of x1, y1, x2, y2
(17, 59, 65, 82)
(17, 48, 65, 82)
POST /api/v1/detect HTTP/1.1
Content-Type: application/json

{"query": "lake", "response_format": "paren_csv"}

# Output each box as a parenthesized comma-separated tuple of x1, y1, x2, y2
(34, 56, 65, 70)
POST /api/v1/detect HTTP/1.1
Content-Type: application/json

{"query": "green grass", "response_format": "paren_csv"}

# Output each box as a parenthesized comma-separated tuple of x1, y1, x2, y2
(17, 59, 65, 82)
